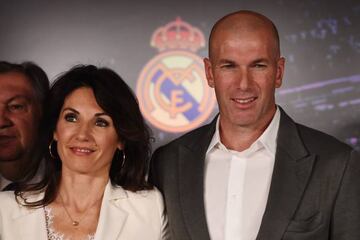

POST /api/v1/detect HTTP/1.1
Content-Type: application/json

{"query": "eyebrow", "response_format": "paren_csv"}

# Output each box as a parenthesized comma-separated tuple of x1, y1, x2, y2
(62, 107, 109, 117)
(62, 107, 79, 114)
(218, 59, 236, 64)
(7, 95, 32, 103)
(252, 58, 269, 63)
(95, 113, 109, 117)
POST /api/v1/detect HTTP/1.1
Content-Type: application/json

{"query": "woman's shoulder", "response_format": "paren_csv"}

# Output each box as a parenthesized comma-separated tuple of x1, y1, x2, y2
(110, 185, 164, 209)
(111, 185, 163, 200)
(0, 191, 22, 213)
(0, 190, 44, 212)
(0, 191, 17, 204)
(129, 187, 164, 203)
(110, 186, 166, 222)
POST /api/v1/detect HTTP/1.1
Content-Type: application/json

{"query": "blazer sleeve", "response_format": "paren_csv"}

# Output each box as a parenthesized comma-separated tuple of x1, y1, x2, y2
(154, 187, 170, 240)
(332, 150, 360, 239)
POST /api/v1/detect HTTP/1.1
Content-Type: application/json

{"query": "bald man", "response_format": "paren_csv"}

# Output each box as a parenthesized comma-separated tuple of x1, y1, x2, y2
(150, 11, 360, 240)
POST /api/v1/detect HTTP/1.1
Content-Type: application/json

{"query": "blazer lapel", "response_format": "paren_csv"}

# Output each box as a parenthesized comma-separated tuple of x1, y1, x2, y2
(178, 118, 217, 240)
(94, 182, 128, 240)
(256, 108, 316, 240)
(14, 194, 48, 240)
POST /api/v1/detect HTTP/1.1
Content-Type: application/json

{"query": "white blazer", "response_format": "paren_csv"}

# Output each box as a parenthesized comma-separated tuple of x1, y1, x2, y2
(0, 182, 169, 239)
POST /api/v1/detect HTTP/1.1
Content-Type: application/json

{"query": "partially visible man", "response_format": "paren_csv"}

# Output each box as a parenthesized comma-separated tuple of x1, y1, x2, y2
(0, 61, 49, 190)
(150, 10, 360, 240)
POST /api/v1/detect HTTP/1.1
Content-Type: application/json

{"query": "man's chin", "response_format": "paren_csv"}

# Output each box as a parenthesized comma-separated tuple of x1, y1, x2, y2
(0, 143, 25, 161)
(0, 150, 24, 163)
(0, 156, 26, 181)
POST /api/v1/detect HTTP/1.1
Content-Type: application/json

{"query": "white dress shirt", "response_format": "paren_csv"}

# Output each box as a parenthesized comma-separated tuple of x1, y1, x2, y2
(204, 108, 280, 240)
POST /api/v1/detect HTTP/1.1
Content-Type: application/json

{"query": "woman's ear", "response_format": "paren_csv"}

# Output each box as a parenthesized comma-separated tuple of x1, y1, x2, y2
(117, 142, 124, 150)
(53, 131, 58, 141)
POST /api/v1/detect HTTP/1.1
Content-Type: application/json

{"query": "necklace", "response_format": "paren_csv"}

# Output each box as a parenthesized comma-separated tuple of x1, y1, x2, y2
(59, 193, 103, 227)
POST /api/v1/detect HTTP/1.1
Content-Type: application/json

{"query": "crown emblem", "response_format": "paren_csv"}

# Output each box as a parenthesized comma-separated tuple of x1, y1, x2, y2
(151, 17, 205, 52)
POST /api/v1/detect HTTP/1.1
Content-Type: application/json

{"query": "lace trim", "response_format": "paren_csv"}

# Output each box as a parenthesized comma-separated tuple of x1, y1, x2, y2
(44, 206, 94, 240)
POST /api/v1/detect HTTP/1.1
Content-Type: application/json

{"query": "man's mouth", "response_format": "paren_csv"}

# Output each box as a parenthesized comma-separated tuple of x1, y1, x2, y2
(232, 97, 257, 104)
(0, 135, 17, 145)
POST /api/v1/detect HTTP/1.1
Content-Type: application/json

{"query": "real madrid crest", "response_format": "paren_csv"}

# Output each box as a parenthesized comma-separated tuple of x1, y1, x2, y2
(136, 17, 216, 133)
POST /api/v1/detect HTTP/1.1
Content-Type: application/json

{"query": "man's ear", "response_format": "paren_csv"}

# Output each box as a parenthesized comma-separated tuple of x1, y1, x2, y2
(275, 57, 285, 88)
(204, 58, 215, 88)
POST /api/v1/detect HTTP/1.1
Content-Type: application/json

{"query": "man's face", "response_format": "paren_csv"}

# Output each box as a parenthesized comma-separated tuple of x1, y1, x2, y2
(0, 72, 39, 165)
(204, 29, 285, 131)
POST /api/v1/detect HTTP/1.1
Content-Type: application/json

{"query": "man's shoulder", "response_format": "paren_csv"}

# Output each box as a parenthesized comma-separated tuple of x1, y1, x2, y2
(155, 122, 214, 154)
(279, 108, 353, 154)
(295, 122, 352, 153)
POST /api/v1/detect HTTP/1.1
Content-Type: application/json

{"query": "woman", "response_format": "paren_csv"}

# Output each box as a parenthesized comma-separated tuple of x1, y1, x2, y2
(0, 65, 169, 239)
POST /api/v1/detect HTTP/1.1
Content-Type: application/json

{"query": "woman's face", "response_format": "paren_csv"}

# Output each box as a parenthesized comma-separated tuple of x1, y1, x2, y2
(53, 87, 122, 176)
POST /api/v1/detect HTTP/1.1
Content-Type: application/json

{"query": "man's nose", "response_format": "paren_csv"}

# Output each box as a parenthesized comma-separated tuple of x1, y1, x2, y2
(236, 68, 251, 91)
(0, 106, 13, 129)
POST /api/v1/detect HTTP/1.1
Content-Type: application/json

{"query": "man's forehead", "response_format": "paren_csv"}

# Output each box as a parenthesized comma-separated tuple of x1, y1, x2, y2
(212, 23, 274, 45)
(210, 27, 279, 61)
(212, 11, 275, 35)
(0, 72, 35, 101)
(212, 29, 276, 51)
(209, 11, 280, 57)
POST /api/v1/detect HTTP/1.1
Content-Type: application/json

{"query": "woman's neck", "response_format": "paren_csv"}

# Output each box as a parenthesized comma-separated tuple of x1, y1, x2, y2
(57, 170, 109, 209)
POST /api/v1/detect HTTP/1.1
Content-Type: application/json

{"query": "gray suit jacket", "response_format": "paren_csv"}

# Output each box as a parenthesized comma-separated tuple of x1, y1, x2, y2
(150, 108, 360, 240)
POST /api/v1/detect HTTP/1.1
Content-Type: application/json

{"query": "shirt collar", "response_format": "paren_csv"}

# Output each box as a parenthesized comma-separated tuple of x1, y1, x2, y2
(258, 107, 280, 156)
(206, 107, 280, 156)
(207, 116, 221, 154)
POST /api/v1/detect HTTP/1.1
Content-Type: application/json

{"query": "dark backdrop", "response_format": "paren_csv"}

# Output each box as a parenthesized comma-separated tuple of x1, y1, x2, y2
(1, 0, 359, 150)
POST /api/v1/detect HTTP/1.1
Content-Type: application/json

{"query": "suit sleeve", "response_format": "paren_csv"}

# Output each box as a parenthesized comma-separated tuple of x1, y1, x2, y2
(149, 148, 162, 191)
(332, 150, 360, 239)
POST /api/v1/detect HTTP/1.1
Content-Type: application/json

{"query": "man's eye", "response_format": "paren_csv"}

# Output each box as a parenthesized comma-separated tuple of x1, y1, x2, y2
(64, 113, 77, 122)
(220, 63, 235, 69)
(95, 118, 109, 127)
(253, 63, 267, 68)
(8, 104, 26, 112)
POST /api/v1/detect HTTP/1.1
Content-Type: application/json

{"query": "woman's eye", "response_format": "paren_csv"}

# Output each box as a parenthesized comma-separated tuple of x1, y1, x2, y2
(64, 113, 77, 122)
(95, 118, 109, 127)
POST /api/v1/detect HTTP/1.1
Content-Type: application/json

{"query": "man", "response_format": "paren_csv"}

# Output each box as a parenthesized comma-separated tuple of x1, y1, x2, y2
(150, 10, 360, 240)
(0, 61, 49, 190)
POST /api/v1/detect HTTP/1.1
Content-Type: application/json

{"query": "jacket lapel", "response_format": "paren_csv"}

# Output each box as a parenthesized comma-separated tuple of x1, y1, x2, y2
(13, 194, 48, 240)
(94, 182, 128, 240)
(256, 108, 316, 240)
(178, 118, 217, 240)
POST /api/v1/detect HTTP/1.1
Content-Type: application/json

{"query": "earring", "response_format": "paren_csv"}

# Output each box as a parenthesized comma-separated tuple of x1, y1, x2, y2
(121, 150, 126, 168)
(49, 140, 57, 159)
(114, 149, 126, 168)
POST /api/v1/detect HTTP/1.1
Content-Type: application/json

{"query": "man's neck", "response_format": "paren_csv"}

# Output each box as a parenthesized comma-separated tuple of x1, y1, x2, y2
(220, 125, 265, 152)
(219, 110, 277, 152)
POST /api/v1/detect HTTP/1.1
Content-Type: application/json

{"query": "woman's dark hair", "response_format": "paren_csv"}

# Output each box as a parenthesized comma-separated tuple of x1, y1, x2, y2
(15, 65, 153, 207)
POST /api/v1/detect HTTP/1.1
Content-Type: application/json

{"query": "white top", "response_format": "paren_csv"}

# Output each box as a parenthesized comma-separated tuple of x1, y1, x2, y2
(44, 206, 95, 240)
(204, 108, 280, 240)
